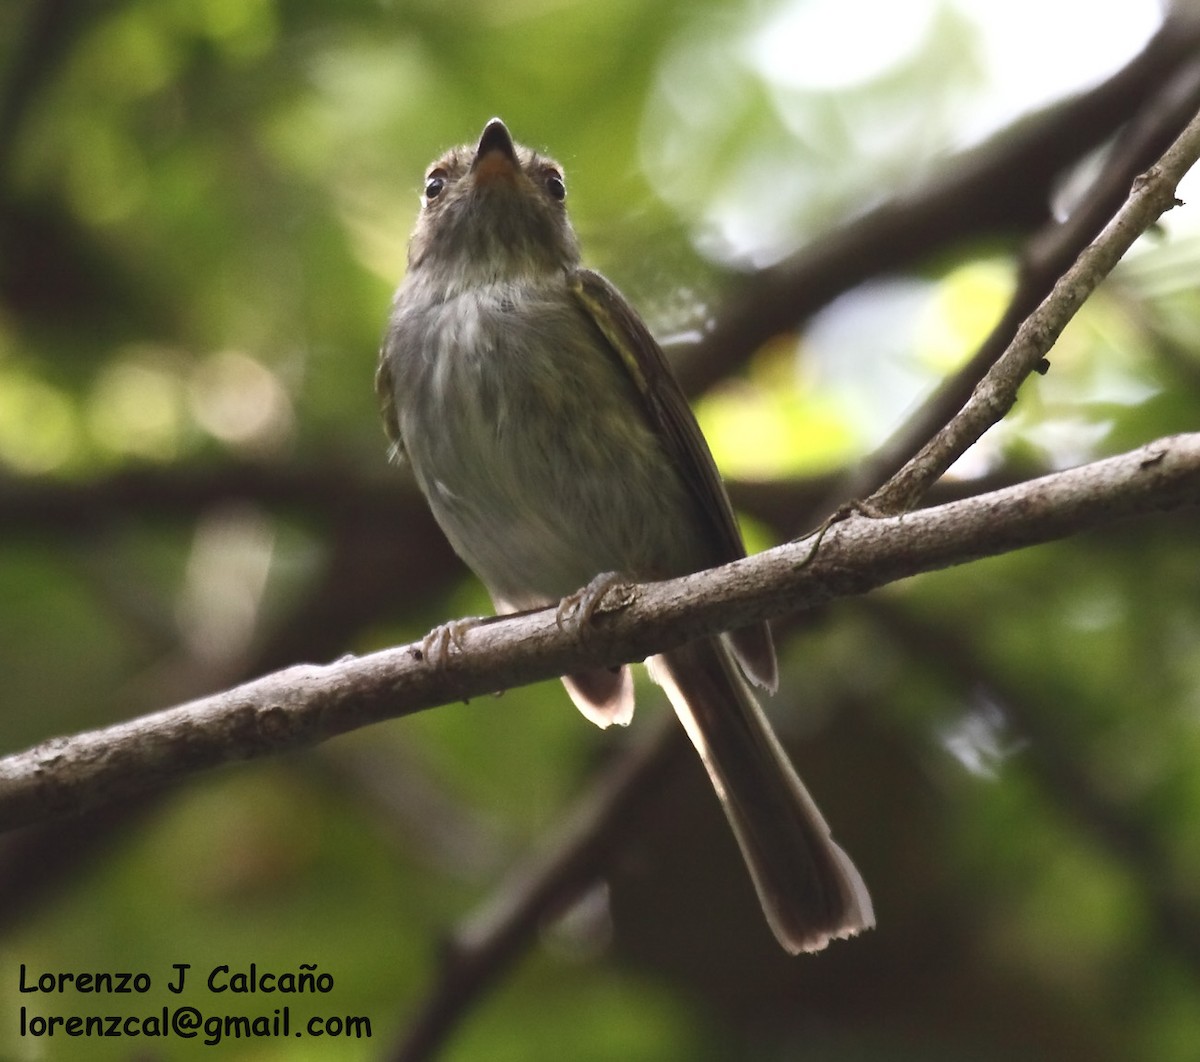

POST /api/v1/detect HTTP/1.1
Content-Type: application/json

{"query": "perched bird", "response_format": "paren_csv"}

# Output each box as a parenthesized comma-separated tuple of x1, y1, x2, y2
(377, 117, 873, 953)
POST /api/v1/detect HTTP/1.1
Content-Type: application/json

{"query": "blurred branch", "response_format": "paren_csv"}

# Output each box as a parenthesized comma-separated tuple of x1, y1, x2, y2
(2, 433, 1198, 834)
(0, 461, 463, 933)
(1113, 285, 1200, 398)
(382, 436, 1200, 1062)
(5, 31, 1198, 545)
(0, 2, 163, 342)
(0, 454, 1035, 557)
(0, 455, 463, 670)
(391, 715, 687, 1062)
(3, 15, 1198, 548)
(0, 459, 420, 534)
(0, 471, 452, 936)
(677, 7, 1200, 396)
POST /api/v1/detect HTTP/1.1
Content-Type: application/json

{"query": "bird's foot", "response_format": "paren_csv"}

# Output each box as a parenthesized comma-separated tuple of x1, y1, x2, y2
(420, 616, 484, 667)
(556, 571, 630, 635)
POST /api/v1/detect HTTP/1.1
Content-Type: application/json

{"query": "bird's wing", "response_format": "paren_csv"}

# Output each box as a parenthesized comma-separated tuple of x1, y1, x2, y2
(569, 268, 776, 691)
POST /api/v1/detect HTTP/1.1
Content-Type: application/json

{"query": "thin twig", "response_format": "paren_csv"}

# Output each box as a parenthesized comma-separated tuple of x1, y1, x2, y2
(830, 54, 1200, 511)
(867, 104, 1200, 514)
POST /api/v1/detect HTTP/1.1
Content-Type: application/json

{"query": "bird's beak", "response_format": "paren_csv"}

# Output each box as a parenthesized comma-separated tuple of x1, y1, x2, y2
(472, 117, 518, 184)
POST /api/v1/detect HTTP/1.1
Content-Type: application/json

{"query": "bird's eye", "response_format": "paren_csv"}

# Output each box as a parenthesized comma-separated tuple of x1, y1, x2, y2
(424, 173, 447, 202)
(543, 170, 566, 201)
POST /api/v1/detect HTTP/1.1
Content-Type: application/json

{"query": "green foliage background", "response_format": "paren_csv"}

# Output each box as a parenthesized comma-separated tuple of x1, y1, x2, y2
(2, 0, 1199, 1059)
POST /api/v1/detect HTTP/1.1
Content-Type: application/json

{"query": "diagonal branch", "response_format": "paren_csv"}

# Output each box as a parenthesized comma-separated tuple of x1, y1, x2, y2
(2, 433, 1199, 835)
(392, 713, 687, 1062)
(867, 101, 1200, 514)
(836, 50, 1200, 510)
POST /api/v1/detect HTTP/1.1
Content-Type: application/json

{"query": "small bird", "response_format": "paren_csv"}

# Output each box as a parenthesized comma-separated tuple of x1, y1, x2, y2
(377, 117, 873, 953)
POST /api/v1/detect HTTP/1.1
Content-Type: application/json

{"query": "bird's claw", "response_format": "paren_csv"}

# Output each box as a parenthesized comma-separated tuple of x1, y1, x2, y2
(420, 616, 483, 667)
(556, 571, 627, 635)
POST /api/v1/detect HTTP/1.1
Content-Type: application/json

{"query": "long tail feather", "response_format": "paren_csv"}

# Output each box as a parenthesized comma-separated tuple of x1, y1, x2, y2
(649, 639, 873, 953)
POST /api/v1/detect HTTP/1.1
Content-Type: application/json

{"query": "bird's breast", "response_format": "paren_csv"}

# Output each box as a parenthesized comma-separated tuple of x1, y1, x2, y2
(386, 280, 704, 606)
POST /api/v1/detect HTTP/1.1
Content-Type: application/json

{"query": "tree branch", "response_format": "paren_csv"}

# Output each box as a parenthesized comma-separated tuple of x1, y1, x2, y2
(2, 433, 1198, 834)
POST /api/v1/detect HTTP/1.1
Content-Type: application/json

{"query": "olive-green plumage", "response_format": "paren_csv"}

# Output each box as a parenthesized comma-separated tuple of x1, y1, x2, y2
(378, 118, 873, 952)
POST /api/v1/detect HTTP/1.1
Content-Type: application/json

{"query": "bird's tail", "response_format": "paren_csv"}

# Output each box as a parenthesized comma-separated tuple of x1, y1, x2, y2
(649, 639, 874, 953)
